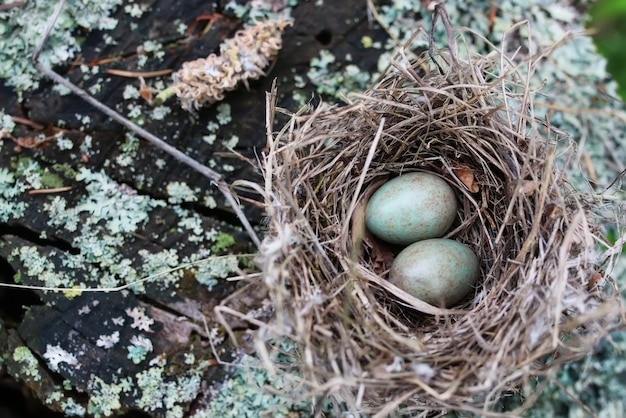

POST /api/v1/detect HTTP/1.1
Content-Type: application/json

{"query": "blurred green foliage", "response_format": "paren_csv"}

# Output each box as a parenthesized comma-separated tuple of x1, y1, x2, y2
(588, 0, 626, 102)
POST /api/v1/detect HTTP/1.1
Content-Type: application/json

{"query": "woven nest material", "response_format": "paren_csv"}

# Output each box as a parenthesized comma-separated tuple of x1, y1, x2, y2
(244, 15, 623, 417)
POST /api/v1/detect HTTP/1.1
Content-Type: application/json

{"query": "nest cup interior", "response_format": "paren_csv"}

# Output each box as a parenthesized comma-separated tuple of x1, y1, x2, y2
(253, 38, 620, 415)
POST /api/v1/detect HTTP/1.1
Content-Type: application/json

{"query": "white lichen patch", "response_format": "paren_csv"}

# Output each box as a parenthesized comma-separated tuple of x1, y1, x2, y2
(60, 397, 86, 417)
(222, 135, 239, 150)
(215, 103, 232, 124)
(203, 194, 217, 209)
(43, 344, 79, 372)
(96, 331, 120, 349)
(0, 167, 27, 222)
(150, 105, 172, 121)
(46, 391, 86, 417)
(125, 306, 155, 332)
(169, 18, 292, 110)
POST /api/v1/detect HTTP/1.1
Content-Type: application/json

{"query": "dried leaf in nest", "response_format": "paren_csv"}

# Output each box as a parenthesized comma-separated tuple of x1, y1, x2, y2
(453, 164, 480, 193)
(245, 8, 623, 417)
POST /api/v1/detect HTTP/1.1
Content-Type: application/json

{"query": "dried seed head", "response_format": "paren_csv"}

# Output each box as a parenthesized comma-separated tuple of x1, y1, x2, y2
(171, 18, 292, 111)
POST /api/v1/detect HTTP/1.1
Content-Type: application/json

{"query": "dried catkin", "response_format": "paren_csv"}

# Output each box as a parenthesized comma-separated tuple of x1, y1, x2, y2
(170, 19, 291, 110)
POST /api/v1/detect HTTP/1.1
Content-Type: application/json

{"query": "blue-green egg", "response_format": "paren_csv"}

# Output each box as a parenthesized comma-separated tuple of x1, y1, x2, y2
(389, 239, 480, 307)
(365, 172, 457, 245)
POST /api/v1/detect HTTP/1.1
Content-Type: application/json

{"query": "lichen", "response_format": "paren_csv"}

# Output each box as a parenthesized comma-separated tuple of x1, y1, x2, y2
(74, 167, 162, 234)
(134, 366, 202, 417)
(43, 344, 79, 373)
(166, 181, 198, 204)
(0, 0, 122, 95)
(307, 49, 373, 99)
(125, 306, 155, 332)
(11, 346, 42, 382)
(87, 375, 124, 417)
(193, 341, 335, 418)
(126, 335, 153, 364)
(46, 392, 86, 417)
(0, 110, 16, 137)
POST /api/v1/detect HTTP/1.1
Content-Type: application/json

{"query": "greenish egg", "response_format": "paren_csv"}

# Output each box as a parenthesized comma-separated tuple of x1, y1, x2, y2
(365, 172, 457, 245)
(389, 239, 480, 307)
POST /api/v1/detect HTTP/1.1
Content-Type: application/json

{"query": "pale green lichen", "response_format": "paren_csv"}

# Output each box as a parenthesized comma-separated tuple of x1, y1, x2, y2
(60, 398, 87, 417)
(123, 84, 140, 100)
(12, 346, 42, 382)
(0, 110, 16, 137)
(126, 335, 153, 364)
(0, 0, 122, 94)
(224, 0, 295, 23)
(215, 103, 232, 125)
(0, 157, 67, 204)
(87, 375, 124, 417)
(74, 167, 161, 234)
(307, 49, 372, 100)
(193, 341, 335, 418)
(134, 366, 202, 417)
(138, 248, 182, 291)
(166, 181, 198, 204)
(46, 392, 86, 417)
(150, 105, 172, 121)
(180, 248, 240, 291)
(0, 167, 27, 222)
(193, 254, 239, 290)
(222, 135, 239, 150)
(3, 161, 244, 296)
(124, 3, 148, 19)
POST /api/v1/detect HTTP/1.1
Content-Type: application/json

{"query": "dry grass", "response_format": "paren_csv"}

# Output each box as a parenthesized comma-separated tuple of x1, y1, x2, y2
(231, 9, 623, 416)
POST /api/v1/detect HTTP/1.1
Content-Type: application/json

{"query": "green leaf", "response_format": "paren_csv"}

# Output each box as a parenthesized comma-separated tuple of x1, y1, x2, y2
(588, 0, 626, 102)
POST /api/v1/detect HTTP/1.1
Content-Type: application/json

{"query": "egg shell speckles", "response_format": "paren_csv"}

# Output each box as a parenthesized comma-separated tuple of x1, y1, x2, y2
(389, 238, 480, 307)
(365, 172, 458, 245)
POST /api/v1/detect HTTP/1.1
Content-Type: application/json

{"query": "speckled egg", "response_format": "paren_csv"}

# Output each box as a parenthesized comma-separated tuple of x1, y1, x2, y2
(365, 172, 457, 245)
(388, 239, 480, 307)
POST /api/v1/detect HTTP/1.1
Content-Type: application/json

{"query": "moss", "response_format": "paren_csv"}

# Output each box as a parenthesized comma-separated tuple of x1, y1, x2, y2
(212, 232, 236, 253)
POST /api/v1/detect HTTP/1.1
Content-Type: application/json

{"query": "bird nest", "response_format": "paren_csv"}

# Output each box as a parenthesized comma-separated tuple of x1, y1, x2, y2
(239, 11, 622, 416)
